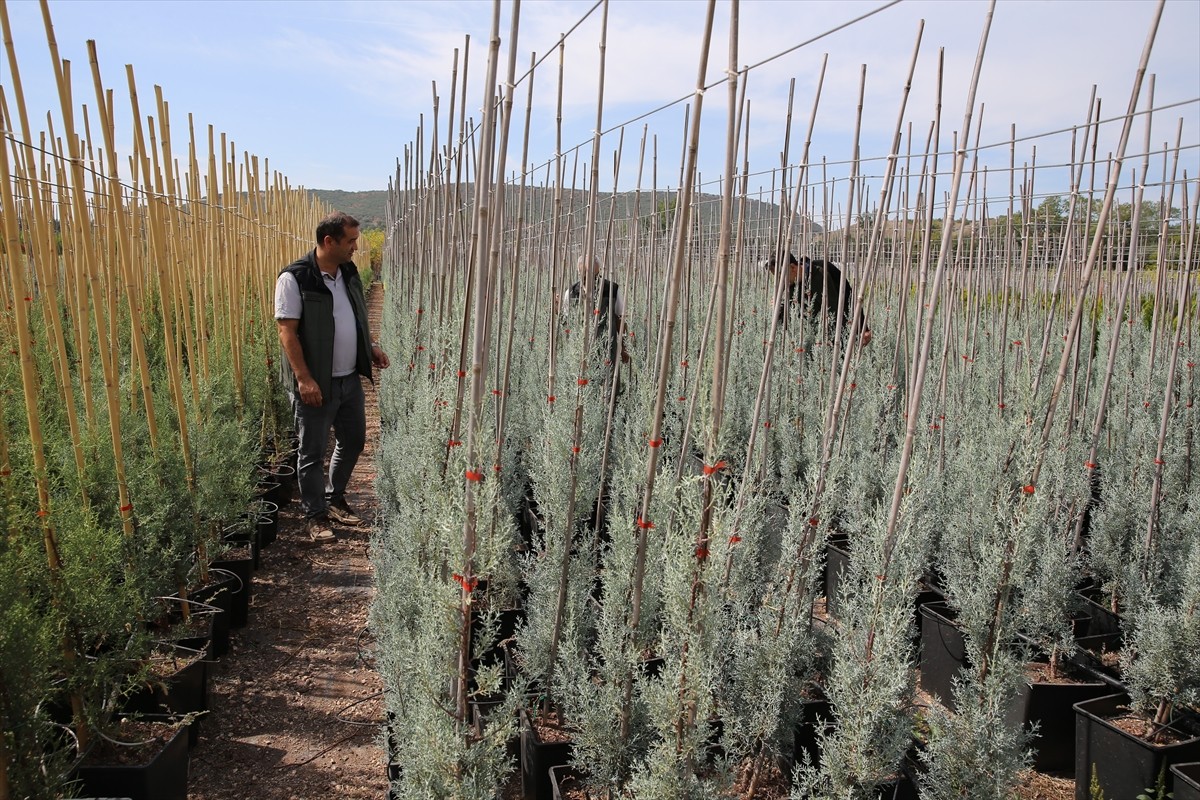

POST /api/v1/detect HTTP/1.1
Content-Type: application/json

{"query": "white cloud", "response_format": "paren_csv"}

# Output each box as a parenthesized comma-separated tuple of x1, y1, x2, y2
(8, 0, 1197, 194)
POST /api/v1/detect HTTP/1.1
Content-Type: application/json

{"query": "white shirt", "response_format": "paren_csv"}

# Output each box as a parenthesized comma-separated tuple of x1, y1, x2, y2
(274, 269, 358, 377)
(560, 280, 626, 319)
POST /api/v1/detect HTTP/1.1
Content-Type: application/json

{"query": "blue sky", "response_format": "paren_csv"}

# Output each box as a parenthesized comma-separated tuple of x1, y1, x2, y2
(4, 0, 1198, 214)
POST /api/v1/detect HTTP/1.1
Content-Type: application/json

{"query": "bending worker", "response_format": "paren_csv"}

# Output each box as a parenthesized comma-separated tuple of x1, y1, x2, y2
(764, 251, 872, 347)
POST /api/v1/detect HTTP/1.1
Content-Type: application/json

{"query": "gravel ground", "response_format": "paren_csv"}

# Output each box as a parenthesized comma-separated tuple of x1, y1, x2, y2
(189, 283, 387, 800)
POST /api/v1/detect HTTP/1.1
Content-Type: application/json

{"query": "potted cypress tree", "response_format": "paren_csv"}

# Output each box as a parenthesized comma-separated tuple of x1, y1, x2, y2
(1074, 541, 1200, 800)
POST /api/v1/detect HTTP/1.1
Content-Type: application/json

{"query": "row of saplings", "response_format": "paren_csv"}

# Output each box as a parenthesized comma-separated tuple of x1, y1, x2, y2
(370, 292, 1199, 800)
(84, 444, 294, 800)
(407, 469, 1200, 800)
(386, 443, 1200, 800)
(4, 432, 298, 800)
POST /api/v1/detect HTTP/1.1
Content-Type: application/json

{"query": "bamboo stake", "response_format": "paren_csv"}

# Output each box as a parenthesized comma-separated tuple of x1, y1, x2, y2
(0, 69, 89, 505)
(547, 0, 609, 715)
(621, 0, 716, 747)
(1143, 177, 1199, 607)
(127, 68, 193, 493)
(0, 77, 81, 753)
(87, 40, 160, 454)
(882, 0, 995, 573)
(40, 3, 135, 540)
(456, 0, 503, 726)
(1029, 0, 1165, 490)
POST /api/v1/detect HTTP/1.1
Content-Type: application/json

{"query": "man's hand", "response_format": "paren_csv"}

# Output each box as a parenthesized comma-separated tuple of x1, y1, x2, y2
(297, 375, 323, 406)
(372, 345, 391, 370)
(278, 318, 322, 405)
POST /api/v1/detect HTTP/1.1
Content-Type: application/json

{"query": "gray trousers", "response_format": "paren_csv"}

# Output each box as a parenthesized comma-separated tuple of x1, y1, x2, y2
(293, 374, 366, 519)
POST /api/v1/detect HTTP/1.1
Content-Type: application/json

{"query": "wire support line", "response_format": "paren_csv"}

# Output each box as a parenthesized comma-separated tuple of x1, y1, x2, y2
(0, 132, 314, 241)
(421, 0, 907, 190)
(391, 145, 1198, 233)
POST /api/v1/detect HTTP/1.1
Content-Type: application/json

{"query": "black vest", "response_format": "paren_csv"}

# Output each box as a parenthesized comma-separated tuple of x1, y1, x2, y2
(567, 277, 621, 361)
(279, 251, 373, 399)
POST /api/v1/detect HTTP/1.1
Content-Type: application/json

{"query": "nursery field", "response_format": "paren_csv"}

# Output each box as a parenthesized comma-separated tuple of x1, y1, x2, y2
(368, 2, 1199, 799)
(1, 0, 1198, 799)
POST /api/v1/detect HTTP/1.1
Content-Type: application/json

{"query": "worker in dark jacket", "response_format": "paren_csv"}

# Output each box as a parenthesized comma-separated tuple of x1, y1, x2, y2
(275, 212, 390, 543)
(764, 252, 872, 346)
(562, 255, 630, 367)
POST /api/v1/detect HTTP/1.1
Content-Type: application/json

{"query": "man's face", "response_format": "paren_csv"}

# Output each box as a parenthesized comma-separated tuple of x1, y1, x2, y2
(326, 226, 360, 263)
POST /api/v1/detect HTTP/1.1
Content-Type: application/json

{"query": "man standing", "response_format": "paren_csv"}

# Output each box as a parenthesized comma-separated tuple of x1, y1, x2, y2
(275, 212, 390, 542)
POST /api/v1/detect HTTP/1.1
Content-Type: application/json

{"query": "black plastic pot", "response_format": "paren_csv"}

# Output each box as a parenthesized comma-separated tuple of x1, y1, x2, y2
(248, 499, 279, 548)
(75, 717, 189, 800)
(789, 687, 832, 771)
(385, 710, 403, 784)
(122, 648, 209, 748)
(549, 764, 581, 800)
(190, 570, 238, 658)
(918, 601, 967, 710)
(1172, 762, 1200, 800)
(1001, 660, 1108, 774)
(1069, 632, 1125, 686)
(1075, 589, 1122, 638)
(823, 533, 851, 619)
(1074, 692, 1200, 800)
(210, 552, 253, 629)
(911, 586, 946, 650)
(257, 461, 297, 508)
(152, 601, 216, 661)
(520, 708, 572, 800)
(223, 522, 261, 571)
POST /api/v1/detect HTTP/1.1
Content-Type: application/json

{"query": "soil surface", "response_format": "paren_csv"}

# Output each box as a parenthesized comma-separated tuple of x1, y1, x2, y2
(189, 283, 387, 800)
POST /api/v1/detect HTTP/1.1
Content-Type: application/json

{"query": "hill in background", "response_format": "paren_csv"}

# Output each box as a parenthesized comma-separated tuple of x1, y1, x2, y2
(310, 189, 389, 229)
(309, 186, 822, 246)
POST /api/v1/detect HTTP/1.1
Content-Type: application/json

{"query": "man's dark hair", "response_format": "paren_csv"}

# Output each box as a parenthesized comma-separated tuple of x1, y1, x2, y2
(316, 212, 360, 245)
(762, 251, 801, 272)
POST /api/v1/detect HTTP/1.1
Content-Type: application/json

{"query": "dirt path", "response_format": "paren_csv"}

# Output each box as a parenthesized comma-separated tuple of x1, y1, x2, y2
(190, 283, 387, 800)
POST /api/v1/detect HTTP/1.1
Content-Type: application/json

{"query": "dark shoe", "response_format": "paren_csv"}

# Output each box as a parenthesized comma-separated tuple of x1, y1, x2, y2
(304, 515, 337, 543)
(326, 499, 364, 527)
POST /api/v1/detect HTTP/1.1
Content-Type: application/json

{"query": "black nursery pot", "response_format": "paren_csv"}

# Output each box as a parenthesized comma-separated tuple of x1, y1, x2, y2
(1001, 660, 1108, 774)
(151, 603, 215, 661)
(210, 554, 253, 629)
(189, 570, 238, 658)
(1075, 587, 1122, 638)
(257, 461, 297, 508)
(788, 687, 832, 772)
(520, 708, 573, 800)
(1074, 692, 1200, 800)
(918, 601, 967, 711)
(75, 717, 189, 800)
(385, 710, 403, 785)
(823, 533, 851, 619)
(549, 764, 581, 800)
(223, 522, 261, 571)
(249, 499, 279, 548)
(122, 649, 210, 748)
(1172, 762, 1200, 800)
